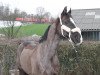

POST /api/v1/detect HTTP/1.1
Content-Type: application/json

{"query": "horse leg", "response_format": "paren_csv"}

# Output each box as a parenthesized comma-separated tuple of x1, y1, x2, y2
(19, 68, 28, 75)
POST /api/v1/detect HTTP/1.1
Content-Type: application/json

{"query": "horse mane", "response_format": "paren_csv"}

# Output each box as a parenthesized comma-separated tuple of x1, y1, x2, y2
(55, 18, 60, 25)
(39, 18, 60, 43)
(39, 25, 51, 43)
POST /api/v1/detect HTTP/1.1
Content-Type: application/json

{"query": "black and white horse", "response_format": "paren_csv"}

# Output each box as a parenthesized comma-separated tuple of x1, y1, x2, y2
(58, 6, 83, 46)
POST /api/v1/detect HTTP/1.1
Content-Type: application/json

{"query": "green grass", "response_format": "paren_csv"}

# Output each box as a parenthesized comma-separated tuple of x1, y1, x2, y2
(18, 24, 49, 37)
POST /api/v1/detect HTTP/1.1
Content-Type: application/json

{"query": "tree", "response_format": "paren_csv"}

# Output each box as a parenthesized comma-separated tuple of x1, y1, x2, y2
(14, 8, 20, 18)
(44, 12, 51, 19)
(20, 11, 27, 18)
(0, 5, 22, 39)
(36, 7, 45, 23)
(0, 3, 4, 20)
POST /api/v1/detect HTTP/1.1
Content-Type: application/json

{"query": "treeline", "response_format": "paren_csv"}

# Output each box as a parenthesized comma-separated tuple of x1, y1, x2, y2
(0, 4, 51, 22)
(0, 5, 27, 21)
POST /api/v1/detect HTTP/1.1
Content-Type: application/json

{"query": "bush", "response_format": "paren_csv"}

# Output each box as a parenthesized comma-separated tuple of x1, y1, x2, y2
(57, 41, 100, 75)
(0, 40, 18, 75)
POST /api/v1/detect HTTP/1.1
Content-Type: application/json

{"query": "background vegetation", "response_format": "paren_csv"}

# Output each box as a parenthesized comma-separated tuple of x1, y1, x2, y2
(0, 41, 100, 75)
(57, 41, 100, 75)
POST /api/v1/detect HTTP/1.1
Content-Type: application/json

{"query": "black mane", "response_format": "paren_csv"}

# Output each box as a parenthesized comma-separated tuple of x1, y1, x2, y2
(39, 25, 51, 43)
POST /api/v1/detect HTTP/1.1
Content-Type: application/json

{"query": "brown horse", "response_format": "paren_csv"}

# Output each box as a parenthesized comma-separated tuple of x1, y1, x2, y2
(17, 6, 83, 75)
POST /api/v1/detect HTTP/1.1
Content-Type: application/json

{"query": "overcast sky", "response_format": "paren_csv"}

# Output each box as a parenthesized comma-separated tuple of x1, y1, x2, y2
(0, 0, 100, 17)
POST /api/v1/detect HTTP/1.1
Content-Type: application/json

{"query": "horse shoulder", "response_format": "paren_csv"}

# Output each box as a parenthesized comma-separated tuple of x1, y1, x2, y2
(19, 42, 38, 75)
(20, 48, 35, 74)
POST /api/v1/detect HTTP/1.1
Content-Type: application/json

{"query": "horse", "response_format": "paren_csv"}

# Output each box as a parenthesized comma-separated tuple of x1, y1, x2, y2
(17, 6, 83, 75)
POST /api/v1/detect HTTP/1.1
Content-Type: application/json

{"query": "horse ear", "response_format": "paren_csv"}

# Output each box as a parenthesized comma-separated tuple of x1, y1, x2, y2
(61, 6, 67, 15)
(64, 6, 67, 12)
(68, 8, 71, 14)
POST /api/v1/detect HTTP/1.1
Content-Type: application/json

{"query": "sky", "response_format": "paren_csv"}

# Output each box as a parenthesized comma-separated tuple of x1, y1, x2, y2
(0, 0, 100, 17)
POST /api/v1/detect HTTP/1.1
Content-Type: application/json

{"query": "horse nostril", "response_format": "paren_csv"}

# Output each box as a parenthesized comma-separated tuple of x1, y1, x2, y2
(53, 73, 56, 75)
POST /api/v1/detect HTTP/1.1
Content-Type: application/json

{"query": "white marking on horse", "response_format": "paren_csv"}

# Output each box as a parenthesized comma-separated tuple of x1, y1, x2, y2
(70, 18, 76, 26)
(67, 6, 70, 13)
(71, 27, 81, 34)
(77, 36, 83, 45)
(59, 15, 71, 37)
(61, 25, 71, 37)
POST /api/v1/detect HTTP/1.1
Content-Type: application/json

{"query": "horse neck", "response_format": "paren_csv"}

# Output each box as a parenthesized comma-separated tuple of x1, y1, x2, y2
(43, 24, 60, 57)
(38, 24, 60, 74)
(47, 24, 59, 42)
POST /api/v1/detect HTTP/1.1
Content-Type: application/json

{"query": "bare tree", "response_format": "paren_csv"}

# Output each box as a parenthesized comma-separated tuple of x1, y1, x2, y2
(0, 3, 4, 20)
(20, 11, 27, 18)
(20, 11, 27, 23)
(14, 8, 20, 18)
(44, 12, 51, 19)
(36, 7, 45, 23)
(1, 5, 22, 39)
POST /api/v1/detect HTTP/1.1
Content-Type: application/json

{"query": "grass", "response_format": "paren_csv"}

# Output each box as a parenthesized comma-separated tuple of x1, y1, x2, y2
(18, 24, 49, 37)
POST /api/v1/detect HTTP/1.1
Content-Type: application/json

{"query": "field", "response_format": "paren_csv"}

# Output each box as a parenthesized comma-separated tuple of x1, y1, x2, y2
(0, 24, 49, 38)
(18, 24, 49, 37)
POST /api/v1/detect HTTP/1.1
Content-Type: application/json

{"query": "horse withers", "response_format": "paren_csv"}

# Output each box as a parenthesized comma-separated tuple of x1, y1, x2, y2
(17, 6, 83, 75)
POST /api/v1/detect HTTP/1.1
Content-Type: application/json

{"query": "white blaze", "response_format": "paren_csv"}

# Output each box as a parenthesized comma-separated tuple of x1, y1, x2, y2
(71, 27, 81, 34)
(70, 18, 76, 26)
(67, 6, 70, 13)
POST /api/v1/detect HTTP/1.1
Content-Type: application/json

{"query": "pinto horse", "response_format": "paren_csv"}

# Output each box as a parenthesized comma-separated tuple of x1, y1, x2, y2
(17, 6, 83, 75)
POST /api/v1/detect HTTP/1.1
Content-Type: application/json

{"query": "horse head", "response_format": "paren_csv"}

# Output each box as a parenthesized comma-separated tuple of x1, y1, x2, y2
(56, 6, 83, 46)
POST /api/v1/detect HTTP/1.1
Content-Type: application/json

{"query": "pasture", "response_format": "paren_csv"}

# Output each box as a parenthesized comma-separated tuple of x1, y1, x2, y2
(0, 23, 49, 38)
(18, 24, 49, 37)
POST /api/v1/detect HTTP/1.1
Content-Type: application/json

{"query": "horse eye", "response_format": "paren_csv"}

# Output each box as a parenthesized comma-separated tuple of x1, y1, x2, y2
(63, 20, 69, 24)
(66, 20, 71, 24)
(64, 21, 68, 24)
